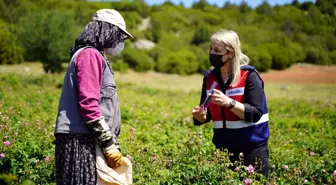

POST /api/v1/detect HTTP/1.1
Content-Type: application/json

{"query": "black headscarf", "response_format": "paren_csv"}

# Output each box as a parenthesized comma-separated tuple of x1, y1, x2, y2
(70, 21, 129, 57)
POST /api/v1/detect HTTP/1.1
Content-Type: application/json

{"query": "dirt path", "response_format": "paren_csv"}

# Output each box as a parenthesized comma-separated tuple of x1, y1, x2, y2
(260, 64, 336, 84)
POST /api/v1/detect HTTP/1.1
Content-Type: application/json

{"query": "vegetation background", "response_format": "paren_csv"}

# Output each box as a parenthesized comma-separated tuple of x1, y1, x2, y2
(0, 0, 335, 73)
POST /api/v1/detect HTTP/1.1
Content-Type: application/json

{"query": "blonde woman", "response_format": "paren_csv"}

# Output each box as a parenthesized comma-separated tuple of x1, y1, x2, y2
(192, 29, 270, 178)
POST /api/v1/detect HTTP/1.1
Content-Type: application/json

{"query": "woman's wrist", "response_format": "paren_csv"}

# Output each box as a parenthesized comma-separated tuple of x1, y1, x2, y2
(223, 98, 233, 107)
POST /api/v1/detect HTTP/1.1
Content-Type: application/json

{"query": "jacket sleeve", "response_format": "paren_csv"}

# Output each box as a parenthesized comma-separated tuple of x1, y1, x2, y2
(194, 76, 212, 126)
(243, 71, 264, 122)
(75, 48, 105, 122)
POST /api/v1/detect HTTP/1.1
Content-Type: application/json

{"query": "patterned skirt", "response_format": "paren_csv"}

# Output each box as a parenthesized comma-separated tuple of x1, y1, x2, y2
(55, 133, 97, 185)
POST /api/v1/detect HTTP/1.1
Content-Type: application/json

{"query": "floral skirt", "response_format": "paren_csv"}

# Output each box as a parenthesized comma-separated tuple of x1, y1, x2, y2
(55, 133, 96, 185)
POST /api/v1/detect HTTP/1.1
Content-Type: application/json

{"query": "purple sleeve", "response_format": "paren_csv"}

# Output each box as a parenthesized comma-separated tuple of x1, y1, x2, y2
(75, 48, 105, 122)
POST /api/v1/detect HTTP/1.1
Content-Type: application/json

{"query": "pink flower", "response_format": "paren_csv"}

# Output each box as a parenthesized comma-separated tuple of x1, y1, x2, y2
(283, 165, 289, 170)
(152, 153, 157, 161)
(333, 170, 336, 176)
(3, 141, 10, 146)
(244, 178, 252, 185)
(35, 159, 40, 163)
(44, 157, 50, 162)
(304, 179, 308, 183)
(0, 153, 5, 158)
(309, 151, 315, 156)
(234, 167, 240, 172)
(321, 169, 326, 173)
(247, 165, 254, 173)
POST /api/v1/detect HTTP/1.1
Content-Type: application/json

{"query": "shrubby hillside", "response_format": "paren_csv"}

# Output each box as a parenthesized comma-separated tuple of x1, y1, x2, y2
(0, 0, 335, 73)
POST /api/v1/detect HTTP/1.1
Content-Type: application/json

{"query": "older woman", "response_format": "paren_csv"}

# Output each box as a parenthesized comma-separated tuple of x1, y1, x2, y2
(54, 9, 133, 185)
(192, 29, 270, 178)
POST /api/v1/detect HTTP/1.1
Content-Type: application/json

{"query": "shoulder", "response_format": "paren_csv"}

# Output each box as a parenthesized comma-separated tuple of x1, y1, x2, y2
(241, 65, 261, 79)
(203, 69, 217, 77)
(240, 65, 256, 71)
(203, 69, 212, 76)
(77, 48, 103, 59)
(75, 48, 104, 67)
(245, 68, 264, 88)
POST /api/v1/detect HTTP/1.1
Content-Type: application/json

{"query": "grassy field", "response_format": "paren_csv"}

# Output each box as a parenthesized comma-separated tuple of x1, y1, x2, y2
(0, 63, 335, 185)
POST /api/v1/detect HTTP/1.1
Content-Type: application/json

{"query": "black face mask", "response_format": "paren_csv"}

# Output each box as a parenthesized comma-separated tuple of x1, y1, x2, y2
(209, 53, 227, 68)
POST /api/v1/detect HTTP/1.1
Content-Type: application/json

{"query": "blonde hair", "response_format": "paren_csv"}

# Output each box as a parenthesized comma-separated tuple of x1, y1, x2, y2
(210, 29, 250, 87)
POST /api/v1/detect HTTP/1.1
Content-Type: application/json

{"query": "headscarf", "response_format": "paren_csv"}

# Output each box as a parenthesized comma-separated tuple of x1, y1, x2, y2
(70, 21, 129, 57)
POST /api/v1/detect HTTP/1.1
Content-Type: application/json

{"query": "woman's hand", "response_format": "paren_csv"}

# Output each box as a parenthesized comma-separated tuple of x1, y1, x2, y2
(192, 106, 207, 123)
(210, 89, 232, 107)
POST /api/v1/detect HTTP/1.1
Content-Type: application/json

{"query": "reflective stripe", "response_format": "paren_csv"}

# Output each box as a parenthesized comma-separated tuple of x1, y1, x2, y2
(213, 121, 223, 129)
(213, 113, 269, 129)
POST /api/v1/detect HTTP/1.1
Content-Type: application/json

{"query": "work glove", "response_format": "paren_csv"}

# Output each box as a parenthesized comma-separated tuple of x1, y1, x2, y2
(86, 116, 122, 168)
(104, 144, 122, 168)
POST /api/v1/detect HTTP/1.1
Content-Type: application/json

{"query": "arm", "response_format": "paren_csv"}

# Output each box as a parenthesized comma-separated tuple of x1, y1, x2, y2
(75, 48, 122, 168)
(193, 76, 212, 125)
(210, 71, 263, 122)
(227, 71, 263, 121)
(241, 71, 263, 122)
(75, 48, 104, 121)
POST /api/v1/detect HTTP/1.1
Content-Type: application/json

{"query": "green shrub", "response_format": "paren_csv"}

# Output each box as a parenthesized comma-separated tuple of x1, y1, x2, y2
(192, 24, 213, 45)
(0, 21, 24, 64)
(17, 10, 78, 73)
(122, 47, 154, 72)
(156, 49, 199, 75)
(304, 48, 329, 65)
(149, 46, 170, 63)
(256, 2, 273, 15)
(189, 45, 210, 73)
(244, 45, 272, 72)
(328, 51, 336, 65)
(111, 1, 150, 17)
(119, 11, 142, 30)
(250, 50, 272, 73)
(111, 59, 129, 72)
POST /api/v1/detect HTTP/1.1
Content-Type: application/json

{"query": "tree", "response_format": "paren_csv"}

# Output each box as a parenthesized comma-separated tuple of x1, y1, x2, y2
(315, 0, 335, 16)
(0, 21, 24, 64)
(222, 2, 237, 9)
(239, 1, 252, 13)
(192, 0, 210, 10)
(291, 0, 300, 8)
(300, 2, 315, 11)
(256, 1, 273, 15)
(156, 49, 199, 75)
(17, 11, 78, 73)
(192, 24, 212, 45)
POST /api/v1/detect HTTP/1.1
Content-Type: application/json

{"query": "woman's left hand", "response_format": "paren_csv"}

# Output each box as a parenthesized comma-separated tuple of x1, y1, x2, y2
(210, 89, 232, 107)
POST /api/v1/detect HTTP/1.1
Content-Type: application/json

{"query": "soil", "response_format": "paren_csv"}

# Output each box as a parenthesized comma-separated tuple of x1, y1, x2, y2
(260, 64, 336, 84)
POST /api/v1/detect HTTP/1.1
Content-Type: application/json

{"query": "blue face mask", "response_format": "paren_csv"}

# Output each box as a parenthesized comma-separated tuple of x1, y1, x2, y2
(106, 42, 124, 56)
